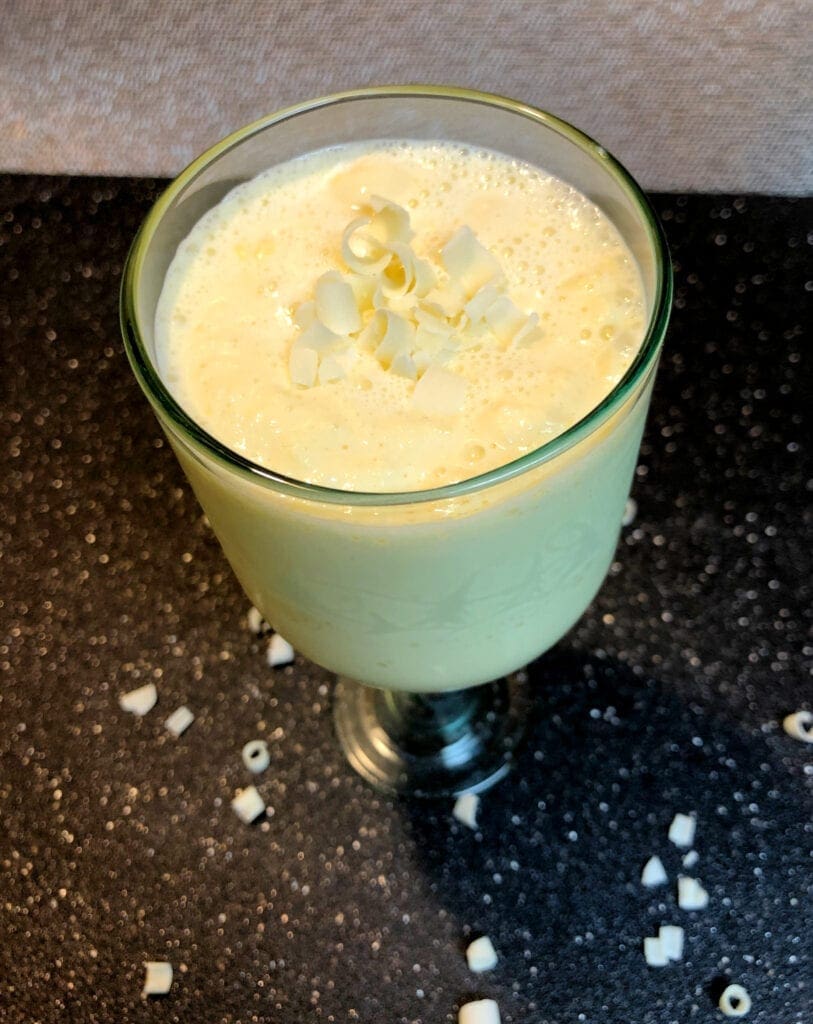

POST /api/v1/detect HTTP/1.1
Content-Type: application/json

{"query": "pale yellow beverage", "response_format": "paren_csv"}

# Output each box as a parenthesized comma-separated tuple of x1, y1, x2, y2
(153, 140, 651, 691)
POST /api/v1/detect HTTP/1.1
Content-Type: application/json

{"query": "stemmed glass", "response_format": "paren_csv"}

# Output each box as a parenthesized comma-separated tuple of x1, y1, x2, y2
(121, 87, 671, 797)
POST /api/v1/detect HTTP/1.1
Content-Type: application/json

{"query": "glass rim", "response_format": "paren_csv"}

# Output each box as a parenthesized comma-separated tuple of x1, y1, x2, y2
(120, 84, 672, 508)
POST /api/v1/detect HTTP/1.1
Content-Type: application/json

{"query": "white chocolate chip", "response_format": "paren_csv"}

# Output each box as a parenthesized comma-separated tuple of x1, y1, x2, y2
(641, 855, 668, 887)
(266, 634, 295, 667)
(682, 849, 699, 869)
(142, 961, 173, 997)
(668, 812, 696, 848)
(677, 874, 709, 910)
(459, 997, 501, 1024)
(246, 606, 268, 636)
(659, 925, 684, 961)
(466, 935, 498, 973)
(119, 683, 158, 716)
(453, 792, 480, 830)
(164, 706, 194, 737)
(231, 785, 265, 824)
(643, 935, 668, 967)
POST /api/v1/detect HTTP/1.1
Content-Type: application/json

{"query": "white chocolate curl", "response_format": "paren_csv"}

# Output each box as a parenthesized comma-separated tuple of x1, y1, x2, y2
(782, 710, 813, 743)
(719, 983, 751, 1017)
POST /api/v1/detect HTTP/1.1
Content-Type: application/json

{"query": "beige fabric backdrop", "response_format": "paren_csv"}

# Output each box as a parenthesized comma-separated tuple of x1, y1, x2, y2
(1, 0, 810, 192)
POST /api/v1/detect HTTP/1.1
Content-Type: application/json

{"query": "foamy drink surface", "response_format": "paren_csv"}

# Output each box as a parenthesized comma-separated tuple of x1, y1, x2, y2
(156, 141, 647, 491)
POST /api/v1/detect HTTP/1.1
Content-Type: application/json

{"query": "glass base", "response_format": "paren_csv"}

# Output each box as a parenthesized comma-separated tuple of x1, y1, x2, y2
(333, 675, 530, 798)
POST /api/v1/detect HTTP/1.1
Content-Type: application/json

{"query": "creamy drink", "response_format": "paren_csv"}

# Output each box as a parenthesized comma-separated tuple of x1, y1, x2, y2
(151, 140, 651, 692)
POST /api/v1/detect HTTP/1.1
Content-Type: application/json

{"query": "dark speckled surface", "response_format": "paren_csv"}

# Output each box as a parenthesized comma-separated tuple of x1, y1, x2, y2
(0, 180, 811, 1024)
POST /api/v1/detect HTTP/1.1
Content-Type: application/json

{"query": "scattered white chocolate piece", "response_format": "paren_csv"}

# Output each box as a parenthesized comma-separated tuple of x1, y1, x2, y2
(622, 497, 638, 526)
(782, 710, 813, 743)
(453, 792, 480, 830)
(142, 961, 173, 997)
(719, 983, 751, 1017)
(266, 634, 295, 667)
(643, 935, 668, 967)
(246, 606, 268, 635)
(231, 785, 265, 824)
(641, 855, 668, 887)
(119, 683, 158, 716)
(658, 924, 685, 961)
(677, 874, 709, 910)
(242, 739, 270, 774)
(682, 849, 700, 869)
(164, 706, 194, 737)
(459, 997, 501, 1024)
(465, 935, 498, 973)
(668, 812, 696, 848)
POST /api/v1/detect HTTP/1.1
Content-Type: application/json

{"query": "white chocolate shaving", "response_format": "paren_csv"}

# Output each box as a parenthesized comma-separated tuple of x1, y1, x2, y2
(782, 710, 813, 743)
(484, 294, 528, 346)
(391, 351, 418, 380)
(164, 705, 194, 737)
(512, 312, 543, 347)
(682, 849, 699, 869)
(466, 935, 498, 972)
(119, 683, 158, 716)
(659, 924, 684, 961)
(293, 300, 317, 329)
(668, 812, 696, 848)
(242, 739, 270, 774)
(318, 354, 347, 384)
(142, 961, 173, 997)
(374, 311, 415, 369)
(677, 874, 709, 910)
(289, 346, 318, 388)
(453, 792, 480, 829)
(464, 283, 502, 324)
(643, 936, 668, 967)
(315, 271, 362, 335)
(719, 983, 751, 1017)
(246, 605, 269, 635)
(459, 997, 501, 1024)
(295, 320, 345, 354)
(267, 633, 295, 667)
(441, 226, 503, 297)
(341, 216, 391, 276)
(231, 785, 265, 823)
(641, 855, 668, 888)
(413, 364, 466, 416)
(366, 195, 414, 244)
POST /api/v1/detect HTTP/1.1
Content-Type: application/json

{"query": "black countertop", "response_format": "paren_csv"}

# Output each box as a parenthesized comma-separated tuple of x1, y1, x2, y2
(0, 179, 810, 1024)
